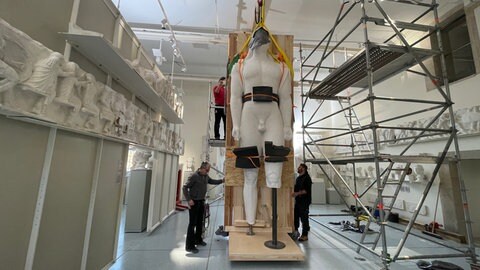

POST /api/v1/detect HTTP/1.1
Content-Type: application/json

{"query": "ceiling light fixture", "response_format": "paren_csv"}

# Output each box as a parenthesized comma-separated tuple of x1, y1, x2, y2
(152, 40, 166, 65)
(161, 18, 168, 30)
(155, 0, 186, 74)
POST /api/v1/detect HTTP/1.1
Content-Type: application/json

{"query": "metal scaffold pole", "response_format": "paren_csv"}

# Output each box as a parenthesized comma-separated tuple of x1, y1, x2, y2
(299, 0, 477, 268)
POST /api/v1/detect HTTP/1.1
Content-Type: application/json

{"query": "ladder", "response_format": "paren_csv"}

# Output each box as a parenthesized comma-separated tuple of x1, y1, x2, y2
(357, 162, 411, 252)
(338, 97, 372, 154)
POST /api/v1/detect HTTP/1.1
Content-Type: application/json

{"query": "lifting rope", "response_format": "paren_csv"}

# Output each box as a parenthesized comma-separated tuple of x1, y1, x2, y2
(227, 0, 294, 78)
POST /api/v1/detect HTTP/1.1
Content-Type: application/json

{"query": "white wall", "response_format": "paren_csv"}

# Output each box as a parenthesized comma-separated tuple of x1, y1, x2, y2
(178, 81, 211, 173)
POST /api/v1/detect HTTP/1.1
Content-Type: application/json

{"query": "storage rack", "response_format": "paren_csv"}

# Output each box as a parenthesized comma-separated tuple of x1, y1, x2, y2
(300, 0, 477, 268)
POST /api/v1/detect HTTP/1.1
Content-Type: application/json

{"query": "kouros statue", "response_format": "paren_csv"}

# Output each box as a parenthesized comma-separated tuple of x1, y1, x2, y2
(230, 28, 292, 236)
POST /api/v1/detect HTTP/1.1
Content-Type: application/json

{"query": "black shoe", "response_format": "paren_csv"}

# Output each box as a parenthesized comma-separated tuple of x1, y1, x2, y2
(195, 241, 207, 246)
(186, 247, 199, 253)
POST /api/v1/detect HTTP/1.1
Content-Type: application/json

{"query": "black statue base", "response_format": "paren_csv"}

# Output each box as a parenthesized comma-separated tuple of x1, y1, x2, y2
(264, 240, 286, 249)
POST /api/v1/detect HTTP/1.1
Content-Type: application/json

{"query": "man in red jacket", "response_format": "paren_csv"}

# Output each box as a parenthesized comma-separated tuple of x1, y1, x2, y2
(213, 76, 226, 139)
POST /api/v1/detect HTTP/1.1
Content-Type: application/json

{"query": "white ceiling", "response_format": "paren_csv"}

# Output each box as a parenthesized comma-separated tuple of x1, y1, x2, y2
(116, 0, 463, 82)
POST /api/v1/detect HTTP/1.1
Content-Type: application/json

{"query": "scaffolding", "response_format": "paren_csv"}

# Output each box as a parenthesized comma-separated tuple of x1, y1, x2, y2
(204, 81, 226, 160)
(300, 0, 477, 268)
(203, 81, 226, 176)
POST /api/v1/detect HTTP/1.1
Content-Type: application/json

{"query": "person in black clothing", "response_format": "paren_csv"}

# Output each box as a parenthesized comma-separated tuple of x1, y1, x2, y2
(183, 162, 224, 253)
(291, 163, 312, 241)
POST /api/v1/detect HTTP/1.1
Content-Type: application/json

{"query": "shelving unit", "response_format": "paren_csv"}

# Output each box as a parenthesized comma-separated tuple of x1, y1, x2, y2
(300, 0, 477, 268)
(61, 32, 184, 124)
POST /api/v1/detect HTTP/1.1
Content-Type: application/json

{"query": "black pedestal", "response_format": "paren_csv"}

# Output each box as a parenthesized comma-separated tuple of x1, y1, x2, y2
(264, 188, 285, 249)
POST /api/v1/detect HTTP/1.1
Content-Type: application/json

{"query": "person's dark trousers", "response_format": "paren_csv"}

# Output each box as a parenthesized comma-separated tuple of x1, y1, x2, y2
(214, 107, 226, 139)
(186, 200, 205, 249)
(294, 203, 310, 236)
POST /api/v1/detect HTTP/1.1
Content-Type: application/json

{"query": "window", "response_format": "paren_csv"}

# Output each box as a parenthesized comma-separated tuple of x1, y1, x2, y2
(430, 14, 476, 88)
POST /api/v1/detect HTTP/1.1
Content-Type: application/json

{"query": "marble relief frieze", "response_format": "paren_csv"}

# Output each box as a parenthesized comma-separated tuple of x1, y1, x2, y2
(0, 18, 182, 155)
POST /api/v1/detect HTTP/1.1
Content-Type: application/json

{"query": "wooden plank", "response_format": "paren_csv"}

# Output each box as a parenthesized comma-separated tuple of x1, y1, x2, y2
(229, 231, 304, 261)
(234, 220, 267, 227)
(225, 226, 290, 233)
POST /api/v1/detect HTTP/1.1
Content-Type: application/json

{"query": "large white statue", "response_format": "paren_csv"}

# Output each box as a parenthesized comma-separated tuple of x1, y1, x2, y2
(230, 28, 292, 234)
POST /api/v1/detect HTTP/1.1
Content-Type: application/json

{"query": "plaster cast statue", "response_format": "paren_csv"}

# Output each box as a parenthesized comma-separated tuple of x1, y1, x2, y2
(124, 101, 136, 140)
(154, 77, 168, 97)
(0, 30, 18, 95)
(128, 57, 157, 88)
(186, 157, 195, 172)
(0, 22, 33, 106)
(98, 85, 116, 133)
(20, 52, 67, 114)
(355, 167, 363, 179)
(54, 61, 83, 112)
(112, 92, 127, 136)
(130, 148, 152, 170)
(152, 122, 162, 148)
(166, 130, 173, 152)
(367, 165, 375, 178)
(135, 107, 151, 144)
(142, 68, 156, 88)
(159, 124, 167, 149)
(144, 118, 154, 146)
(230, 28, 292, 232)
(177, 138, 185, 155)
(146, 155, 154, 170)
(77, 73, 100, 129)
(413, 164, 426, 182)
(458, 106, 480, 133)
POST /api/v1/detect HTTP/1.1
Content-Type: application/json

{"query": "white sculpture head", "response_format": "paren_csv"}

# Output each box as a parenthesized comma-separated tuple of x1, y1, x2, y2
(46, 52, 64, 68)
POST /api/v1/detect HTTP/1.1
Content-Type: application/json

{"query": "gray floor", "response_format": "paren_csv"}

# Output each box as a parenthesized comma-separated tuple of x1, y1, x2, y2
(109, 203, 478, 270)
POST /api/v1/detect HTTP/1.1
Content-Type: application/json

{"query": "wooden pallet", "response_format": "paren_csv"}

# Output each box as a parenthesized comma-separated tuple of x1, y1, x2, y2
(229, 231, 304, 261)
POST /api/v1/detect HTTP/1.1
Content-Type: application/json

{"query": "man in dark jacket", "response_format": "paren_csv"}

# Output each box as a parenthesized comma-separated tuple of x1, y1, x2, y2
(291, 163, 312, 241)
(183, 161, 224, 253)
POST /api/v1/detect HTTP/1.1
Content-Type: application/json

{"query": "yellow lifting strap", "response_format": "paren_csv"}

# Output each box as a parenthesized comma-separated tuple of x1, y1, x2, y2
(236, 0, 294, 77)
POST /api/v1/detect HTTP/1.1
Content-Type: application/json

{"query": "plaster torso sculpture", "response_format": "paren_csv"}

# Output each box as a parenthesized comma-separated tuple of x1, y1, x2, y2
(230, 28, 292, 227)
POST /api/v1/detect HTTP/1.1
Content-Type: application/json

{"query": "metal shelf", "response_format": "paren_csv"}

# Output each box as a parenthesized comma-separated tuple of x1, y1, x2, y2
(308, 43, 436, 99)
(306, 154, 440, 165)
(61, 32, 184, 124)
